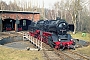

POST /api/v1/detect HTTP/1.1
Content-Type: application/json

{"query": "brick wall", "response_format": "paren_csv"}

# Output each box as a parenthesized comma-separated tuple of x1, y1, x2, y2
(1, 13, 40, 22)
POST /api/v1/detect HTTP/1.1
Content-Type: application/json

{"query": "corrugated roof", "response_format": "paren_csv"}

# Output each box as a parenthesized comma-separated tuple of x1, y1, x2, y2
(0, 10, 40, 14)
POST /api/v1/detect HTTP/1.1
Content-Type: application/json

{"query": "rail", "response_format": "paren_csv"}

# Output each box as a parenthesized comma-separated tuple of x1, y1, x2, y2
(68, 50, 90, 60)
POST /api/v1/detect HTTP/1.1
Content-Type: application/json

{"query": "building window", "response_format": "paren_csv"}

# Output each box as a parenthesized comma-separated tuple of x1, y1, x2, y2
(23, 20, 26, 26)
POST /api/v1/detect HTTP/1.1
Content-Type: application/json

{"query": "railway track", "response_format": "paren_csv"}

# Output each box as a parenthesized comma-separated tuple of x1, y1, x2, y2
(42, 42, 74, 60)
(42, 43, 63, 60)
(42, 43, 90, 60)
(43, 49, 63, 60)
(63, 50, 90, 60)
(43, 48, 90, 60)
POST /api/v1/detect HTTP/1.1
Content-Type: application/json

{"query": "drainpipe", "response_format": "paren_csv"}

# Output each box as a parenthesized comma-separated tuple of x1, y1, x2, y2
(15, 19, 18, 32)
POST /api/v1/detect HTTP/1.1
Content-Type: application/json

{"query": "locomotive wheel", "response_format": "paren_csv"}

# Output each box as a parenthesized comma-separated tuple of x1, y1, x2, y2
(72, 46, 75, 50)
(72, 41, 76, 45)
(61, 46, 65, 51)
(48, 36, 54, 48)
(50, 43, 54, 48)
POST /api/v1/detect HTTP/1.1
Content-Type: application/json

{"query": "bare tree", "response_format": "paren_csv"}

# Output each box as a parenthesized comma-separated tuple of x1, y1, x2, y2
(27, 1, 32, 11)
(0, 1, 7, 10)
(66, 0, 82, 34)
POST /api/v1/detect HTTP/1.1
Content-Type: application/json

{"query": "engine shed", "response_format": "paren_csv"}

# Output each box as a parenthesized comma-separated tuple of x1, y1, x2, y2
(0, 10, 40, 32)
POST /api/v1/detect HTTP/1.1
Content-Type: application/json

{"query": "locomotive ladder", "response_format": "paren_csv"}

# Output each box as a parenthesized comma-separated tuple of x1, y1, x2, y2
(23, 32, 43, 50)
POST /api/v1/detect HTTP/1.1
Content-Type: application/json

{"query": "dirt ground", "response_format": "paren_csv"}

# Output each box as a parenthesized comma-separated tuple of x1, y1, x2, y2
(0, 31, 44, 60)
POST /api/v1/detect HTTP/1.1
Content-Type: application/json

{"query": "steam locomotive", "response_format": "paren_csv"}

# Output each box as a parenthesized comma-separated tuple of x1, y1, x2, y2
(28, 17, 75, 50)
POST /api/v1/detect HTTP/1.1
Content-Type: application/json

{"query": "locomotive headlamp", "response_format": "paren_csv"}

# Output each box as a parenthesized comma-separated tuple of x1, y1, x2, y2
(71, 39, 73, 41)
(59, 39, 61, 41)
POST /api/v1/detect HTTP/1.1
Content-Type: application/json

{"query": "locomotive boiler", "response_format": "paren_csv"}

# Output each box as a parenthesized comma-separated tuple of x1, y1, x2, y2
(28, 17, 75, 50)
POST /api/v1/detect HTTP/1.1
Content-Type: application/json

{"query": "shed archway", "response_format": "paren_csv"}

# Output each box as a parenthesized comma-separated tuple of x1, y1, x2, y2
(2, 18, 16, 31)
(19, 19, 32, 30)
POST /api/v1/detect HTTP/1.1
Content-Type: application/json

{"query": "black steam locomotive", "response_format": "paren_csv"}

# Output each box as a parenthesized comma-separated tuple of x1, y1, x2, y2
(28, 17, 75, 50)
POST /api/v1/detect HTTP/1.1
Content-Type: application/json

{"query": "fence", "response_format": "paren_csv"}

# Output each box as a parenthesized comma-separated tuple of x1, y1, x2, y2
(23, 32, 43, 50)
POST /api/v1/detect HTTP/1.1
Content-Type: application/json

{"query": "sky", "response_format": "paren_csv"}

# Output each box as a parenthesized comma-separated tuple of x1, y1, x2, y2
(2, 0, 61, 9)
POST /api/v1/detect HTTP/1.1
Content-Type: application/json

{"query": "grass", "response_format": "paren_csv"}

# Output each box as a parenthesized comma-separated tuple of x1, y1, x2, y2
(70, 32, 90, 42)
(75, 46, 90, 56)
(0, 46, 44, 60)
(70, 32, 90, 56)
